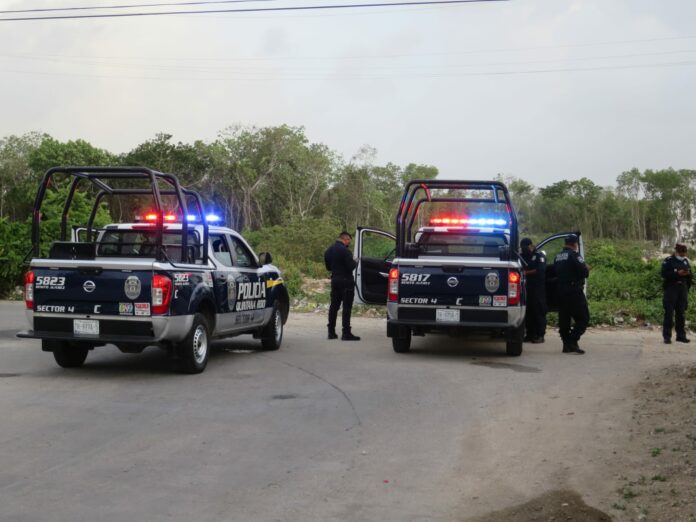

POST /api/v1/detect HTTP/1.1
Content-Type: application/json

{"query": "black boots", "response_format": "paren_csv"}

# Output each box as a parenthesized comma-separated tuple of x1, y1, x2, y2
(562, 341, 585, 354)
(328, 326, 360, 341)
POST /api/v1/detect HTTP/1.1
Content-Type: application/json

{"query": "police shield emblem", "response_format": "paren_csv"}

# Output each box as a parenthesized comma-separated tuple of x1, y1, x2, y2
(227, 275, 237, 311)
(124, 276, 142, 300)
(485, 272, 500, 293)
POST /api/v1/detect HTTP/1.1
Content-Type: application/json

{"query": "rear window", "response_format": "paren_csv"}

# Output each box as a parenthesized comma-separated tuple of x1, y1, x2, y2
(417, 232, 506, 257)
(97, 230, 201, 259)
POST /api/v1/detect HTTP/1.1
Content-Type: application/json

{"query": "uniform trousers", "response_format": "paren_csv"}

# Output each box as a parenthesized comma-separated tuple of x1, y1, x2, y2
(328, 278, 355, 333)
(558, 288, 589, 344)
(663, 284, 689, 340)
(525, 289, 547, 339)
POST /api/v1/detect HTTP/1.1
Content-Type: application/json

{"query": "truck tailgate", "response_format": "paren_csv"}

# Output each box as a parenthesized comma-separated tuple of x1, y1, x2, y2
(397, 263, 513, 308)
(32, 263, 154, 316)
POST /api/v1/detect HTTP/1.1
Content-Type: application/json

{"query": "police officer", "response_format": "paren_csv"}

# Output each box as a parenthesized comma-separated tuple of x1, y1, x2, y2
(324, 231, 360, 341)
(520, 238, 547, 343)
(661, 243, 692, 344)
(554, 234, 590, 354)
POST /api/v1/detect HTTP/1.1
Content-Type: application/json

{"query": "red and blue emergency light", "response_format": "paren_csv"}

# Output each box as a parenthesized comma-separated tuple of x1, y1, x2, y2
(137, 212, 221, 224)
(429, 215, 508, 227)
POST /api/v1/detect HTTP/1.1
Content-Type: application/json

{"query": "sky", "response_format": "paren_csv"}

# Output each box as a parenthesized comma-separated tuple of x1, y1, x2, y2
(1, 0, 695, 187)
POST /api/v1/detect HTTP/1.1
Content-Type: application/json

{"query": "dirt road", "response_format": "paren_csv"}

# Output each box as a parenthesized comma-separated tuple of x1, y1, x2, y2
(0, 301, 694, 521)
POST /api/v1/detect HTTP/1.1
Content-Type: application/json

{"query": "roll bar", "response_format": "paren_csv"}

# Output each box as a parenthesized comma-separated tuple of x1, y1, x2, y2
(32, 166, 207, 263)
(396, 179, 519, 257)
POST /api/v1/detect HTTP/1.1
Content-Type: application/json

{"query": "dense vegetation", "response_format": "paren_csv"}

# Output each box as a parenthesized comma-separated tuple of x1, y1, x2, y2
(1, 128, 695, 327)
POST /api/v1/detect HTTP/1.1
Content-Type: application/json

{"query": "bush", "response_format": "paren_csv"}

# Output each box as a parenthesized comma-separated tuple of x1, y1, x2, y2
(244, 216, 342, 265)
(0, 219, 32, 296)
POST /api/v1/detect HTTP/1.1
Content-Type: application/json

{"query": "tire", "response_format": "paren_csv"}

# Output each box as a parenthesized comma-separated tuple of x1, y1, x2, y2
(506, 325, 524, 356)
(53, 342, 89, 368)
(392, 329, 412, 353)
(260, 303, 283, 351)
(178, 313, 210, 374)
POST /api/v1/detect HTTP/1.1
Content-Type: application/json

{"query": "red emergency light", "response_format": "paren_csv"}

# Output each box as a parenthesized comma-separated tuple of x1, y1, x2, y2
(429, 216, 468, 226)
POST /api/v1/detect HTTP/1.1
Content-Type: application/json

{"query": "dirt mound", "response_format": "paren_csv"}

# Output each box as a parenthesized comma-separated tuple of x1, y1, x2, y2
(465, 489, 611, 521)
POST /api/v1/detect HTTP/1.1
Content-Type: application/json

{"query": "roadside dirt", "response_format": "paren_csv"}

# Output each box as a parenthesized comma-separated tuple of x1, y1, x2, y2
(466, 490, 612, 521)
(462, 360, 696, 522)
(608, 362, 696, 521)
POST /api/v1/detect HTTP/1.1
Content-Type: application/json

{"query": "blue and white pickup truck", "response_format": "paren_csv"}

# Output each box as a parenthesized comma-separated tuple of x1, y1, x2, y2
(18, 167, 289, 373)
(353, 180, 581, 356)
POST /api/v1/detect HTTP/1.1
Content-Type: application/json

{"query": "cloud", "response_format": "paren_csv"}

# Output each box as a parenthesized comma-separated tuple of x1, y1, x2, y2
(1, 0, 695, 187)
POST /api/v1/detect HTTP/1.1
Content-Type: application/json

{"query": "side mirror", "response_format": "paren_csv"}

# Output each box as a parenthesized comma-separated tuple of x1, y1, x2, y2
(498, 245, 510, 261)
(258, 252, 273, 265)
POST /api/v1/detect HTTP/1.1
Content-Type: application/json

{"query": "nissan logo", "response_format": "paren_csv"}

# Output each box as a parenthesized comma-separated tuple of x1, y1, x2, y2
(447, 277, 459, 288)
(83, 280, 96, 293)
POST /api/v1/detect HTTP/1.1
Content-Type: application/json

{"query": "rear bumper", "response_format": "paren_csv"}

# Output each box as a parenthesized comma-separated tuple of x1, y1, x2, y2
(386, 302, 524, 336)
(17, 313, 194, 344)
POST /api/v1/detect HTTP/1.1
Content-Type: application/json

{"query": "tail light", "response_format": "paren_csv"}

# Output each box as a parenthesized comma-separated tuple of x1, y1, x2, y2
(151, 274, 173, 314)
(388, 268, 399, 302)
(508, 270, 521, 306)
(24, 271, 35, 310)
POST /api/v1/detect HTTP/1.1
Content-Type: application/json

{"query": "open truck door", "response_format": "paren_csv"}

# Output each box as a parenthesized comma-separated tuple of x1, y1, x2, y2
(354, 227, 395, 305)
(535, 231, 584, 312)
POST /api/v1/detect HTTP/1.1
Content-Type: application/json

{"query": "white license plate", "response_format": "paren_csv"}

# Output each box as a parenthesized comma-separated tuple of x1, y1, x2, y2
(436, 309, 460, 322)
(74, 319, 99, 336)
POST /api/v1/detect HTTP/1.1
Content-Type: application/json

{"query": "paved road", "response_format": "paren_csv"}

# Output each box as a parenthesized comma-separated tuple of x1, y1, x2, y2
(0, 301, 692, 521)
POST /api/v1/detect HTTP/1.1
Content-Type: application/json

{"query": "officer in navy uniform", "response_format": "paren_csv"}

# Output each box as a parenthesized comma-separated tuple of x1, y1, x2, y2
(661, 243, 692, 344)
(554, 234, 590, 354)
(324, 231, 360, 341)
(520, 238, 547, 343)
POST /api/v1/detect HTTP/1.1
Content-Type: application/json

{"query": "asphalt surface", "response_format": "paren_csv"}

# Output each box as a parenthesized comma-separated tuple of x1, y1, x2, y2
(0, 301, 690, 521)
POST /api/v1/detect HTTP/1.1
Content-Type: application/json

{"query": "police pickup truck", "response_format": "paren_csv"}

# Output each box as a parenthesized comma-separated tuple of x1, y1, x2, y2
(353, 180, 580, 356)
(17, 167, 289, 373)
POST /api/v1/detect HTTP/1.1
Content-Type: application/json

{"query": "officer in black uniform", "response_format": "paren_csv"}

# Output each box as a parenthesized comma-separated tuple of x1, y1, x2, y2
(324, 231, 360, 341)
(661, 243, 692, 344)
(554, 234, 590, 354)
(520, 238, 547, 343)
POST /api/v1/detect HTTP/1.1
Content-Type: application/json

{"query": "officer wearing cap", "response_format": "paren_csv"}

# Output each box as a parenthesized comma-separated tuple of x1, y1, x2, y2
(324, 231, 360, 341)
(554, 234, 590, 354)
(661, 243, 692, 344)
(520, 238, 547, 343)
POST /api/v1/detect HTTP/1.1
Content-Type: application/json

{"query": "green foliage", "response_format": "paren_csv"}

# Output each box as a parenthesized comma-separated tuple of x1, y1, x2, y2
(0, 218, 31, 296)
(38, 186, 112, 254)
(244, 216, 341, 266)
(28, 136, 116, 175)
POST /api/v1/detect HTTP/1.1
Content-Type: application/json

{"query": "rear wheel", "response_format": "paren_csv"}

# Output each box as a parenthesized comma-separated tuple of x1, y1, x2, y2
(178, 313, 210, 374)
(53, 342, 89, 368)
(392, 329, 412, 353)
(506, 325, 524, 356)
(260, 303, 283, 351)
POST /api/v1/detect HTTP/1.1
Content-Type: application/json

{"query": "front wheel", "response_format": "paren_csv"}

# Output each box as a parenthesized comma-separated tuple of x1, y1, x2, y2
(260, 303, 283, 351)
(53, 342, 89, 368)
(392, 329, 412, 353)
(178, 313, 210, 374)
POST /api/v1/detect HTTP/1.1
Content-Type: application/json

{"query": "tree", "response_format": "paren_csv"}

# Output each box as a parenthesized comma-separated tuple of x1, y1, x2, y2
(0, 132, 45, 220)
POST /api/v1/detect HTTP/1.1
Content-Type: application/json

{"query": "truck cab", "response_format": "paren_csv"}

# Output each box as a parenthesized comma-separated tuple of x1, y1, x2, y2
(353, 180, 582, 356)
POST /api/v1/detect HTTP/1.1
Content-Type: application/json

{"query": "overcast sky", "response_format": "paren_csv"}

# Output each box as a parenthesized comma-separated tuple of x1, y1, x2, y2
(1, 0, 695, 187)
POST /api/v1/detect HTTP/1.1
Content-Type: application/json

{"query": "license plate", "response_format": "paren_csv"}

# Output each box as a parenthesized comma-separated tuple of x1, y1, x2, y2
(436, 309, 460, 322)
(74, 319, 99, 336)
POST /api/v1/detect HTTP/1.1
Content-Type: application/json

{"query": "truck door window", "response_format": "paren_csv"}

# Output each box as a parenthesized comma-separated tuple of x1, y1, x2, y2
(229, 236, 256, 268)
(211, 235, 233, 267)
